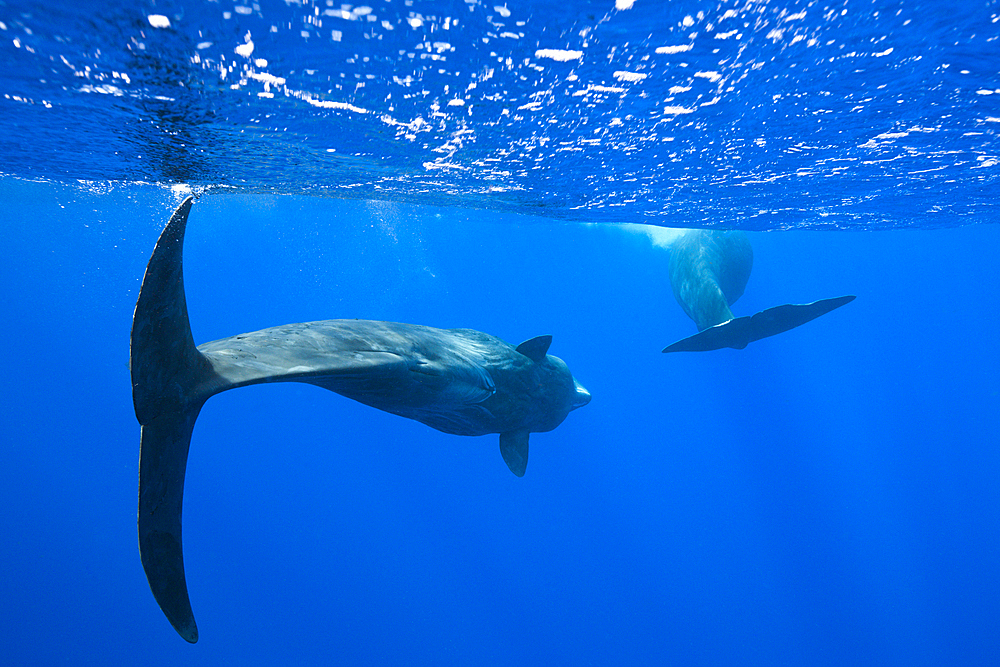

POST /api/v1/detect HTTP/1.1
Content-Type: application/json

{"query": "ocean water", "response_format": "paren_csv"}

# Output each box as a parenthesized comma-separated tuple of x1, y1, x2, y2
(1, 1, 999, 665)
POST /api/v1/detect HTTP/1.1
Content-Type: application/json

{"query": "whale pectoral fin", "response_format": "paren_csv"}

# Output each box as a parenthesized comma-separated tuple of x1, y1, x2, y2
(499, 430, 530, 477)
(661, 316, 754, 353)
(515, 335, 552, 363)
(138, 405, 203, 644)
(746, 295, 856, 343)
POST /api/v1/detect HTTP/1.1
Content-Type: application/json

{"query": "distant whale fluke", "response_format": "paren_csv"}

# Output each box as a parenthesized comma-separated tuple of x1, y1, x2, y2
(131, 197, 590, 642)
(662, 229, 854, 353)
(662, 295, 856, 353)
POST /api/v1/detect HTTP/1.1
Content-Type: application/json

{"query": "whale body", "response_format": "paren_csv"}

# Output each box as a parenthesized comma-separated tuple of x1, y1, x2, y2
(131, 197, 590, 642)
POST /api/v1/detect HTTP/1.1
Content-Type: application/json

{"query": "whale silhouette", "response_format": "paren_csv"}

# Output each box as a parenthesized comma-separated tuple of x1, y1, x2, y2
(662, 229, 855, 353)
(131, 197, 590, 642)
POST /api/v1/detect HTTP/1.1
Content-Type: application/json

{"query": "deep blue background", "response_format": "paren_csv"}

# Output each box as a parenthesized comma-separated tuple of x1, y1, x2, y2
(1, 178, 998, 665)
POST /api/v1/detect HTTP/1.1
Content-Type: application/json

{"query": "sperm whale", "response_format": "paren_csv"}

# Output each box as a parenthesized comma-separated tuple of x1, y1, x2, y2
(662, 229, 854, 353)
(131, 197, 591, 642)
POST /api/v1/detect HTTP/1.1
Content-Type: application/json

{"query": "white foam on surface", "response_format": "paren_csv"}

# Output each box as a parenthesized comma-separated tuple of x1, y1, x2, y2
(535, 49, 583, 61)
(656, 45, 692, 54)
(248, 72, 286, 86)
(235, 33, 254, 58)
(613, 71, 647, 82)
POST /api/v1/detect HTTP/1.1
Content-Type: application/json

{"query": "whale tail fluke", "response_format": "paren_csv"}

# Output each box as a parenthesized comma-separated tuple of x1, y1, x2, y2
(131, 196, 214, 643)
(137, 408, 203, 643)
(662, 295, 856, 353)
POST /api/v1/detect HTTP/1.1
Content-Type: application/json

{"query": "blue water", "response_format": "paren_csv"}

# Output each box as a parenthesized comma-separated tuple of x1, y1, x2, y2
(2, 1, 999, 665)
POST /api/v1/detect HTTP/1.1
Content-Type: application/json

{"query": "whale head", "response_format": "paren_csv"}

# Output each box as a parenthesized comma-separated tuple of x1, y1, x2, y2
(538, 352, 591, 428)
(571, 375, 591, 410)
